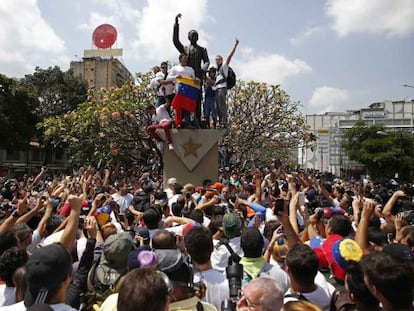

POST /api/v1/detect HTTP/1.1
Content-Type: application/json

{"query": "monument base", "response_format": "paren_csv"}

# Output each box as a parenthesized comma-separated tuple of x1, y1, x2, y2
(162, 129, 225, 187)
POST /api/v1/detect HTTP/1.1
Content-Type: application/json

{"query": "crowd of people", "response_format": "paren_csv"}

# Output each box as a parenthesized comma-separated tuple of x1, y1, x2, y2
(0, 164, 413, 311)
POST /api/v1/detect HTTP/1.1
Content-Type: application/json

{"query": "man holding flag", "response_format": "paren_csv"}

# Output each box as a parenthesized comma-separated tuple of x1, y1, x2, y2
(167, 53, 201, 128)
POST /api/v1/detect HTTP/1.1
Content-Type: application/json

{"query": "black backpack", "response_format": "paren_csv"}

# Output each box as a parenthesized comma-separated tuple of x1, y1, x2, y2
(226, 67, 236, 89)
(219, 66, 236, 90)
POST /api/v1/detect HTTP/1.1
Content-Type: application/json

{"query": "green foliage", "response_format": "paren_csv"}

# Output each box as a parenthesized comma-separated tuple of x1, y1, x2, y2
(342, 120, 414, 181)
(21, 66, 88, 119)
(39, 73, 312, 170)
(226, 81, 312, 167)
(0, 74, 39, 149)
(40, 73, 156, 168)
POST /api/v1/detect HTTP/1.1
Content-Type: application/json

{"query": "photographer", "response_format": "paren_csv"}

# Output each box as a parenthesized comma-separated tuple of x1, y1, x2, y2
(184, 226, 228, 310)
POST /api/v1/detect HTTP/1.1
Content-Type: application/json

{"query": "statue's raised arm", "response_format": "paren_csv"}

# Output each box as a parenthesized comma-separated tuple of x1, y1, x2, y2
(173, 13, 184, 54)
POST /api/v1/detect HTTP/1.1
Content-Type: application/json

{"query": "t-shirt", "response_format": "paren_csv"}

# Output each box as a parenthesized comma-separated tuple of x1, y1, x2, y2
(0, 285, 15, 307)
(111, 193, 133, 213)
(153, 105, 172, 123)
(284, 284, 332, 311)
(0, 301, 77, 311)
(169, 296, 217, 311)
(197, 269, 229, 311)
(211, 237, 243, 272)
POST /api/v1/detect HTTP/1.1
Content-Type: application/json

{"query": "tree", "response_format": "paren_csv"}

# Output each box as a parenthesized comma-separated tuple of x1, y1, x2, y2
(0, 74, 38, 149)
(224, 81, 313, 168)
(39, 73, 312, 171)
(21, 66, 88, 119)
(342, 119, 414, 182)
(39, 73, 157, 169)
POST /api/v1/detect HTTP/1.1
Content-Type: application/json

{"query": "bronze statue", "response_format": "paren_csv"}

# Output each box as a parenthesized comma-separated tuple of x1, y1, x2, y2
(173, 14, 210, 124)
(173, 14, 210, 80)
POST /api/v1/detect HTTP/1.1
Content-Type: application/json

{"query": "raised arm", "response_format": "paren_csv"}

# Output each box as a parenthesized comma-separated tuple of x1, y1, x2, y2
(173, 13, 185, 54)
(225, 39, 239, 65)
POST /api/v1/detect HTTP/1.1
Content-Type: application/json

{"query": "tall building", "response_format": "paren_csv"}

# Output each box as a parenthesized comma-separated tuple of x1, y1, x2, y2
(70, 57, 134, 90)
(304, 100, 414, 177)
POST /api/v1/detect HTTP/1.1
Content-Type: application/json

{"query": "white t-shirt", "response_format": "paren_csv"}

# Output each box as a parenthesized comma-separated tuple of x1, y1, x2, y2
(215, 63, 229, 89)
(153, 105, 171, 124)
(0, 301, 77, 311)
(0, 285, 15, 307)
(197, 269, 229, 311)
(284, 284, 332, 310)
(151, 71, 175, 96)
(211, 237, 243, 272)
(168, 65, 195, 81)
(111, 192, 133, 213)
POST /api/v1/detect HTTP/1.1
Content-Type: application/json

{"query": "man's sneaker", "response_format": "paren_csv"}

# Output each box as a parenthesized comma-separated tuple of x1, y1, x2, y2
(156, 141, 163, 150)
(168, 143, 174, 150)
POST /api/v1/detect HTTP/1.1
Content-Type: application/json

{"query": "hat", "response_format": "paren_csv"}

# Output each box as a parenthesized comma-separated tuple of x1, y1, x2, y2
(326, 237, 363, 281)
(182, 222, 201, 236)
(223, 213, 242, 239)
(195, 186, 203, 193)
(167, 177, 177, 185)
(96, 232, 134, 285)
(138, 250, 158, 268)
(127, 245, 152, 270)
(154, 249, 185, 274)
(212, 182, 224, 192)
(25, 244, 72, 306)
(382, 243, 414, 262)
(135, 226, 150, 241)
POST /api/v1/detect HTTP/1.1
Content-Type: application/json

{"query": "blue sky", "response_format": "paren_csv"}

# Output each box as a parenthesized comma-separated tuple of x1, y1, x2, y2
(1, 0, 413, 114)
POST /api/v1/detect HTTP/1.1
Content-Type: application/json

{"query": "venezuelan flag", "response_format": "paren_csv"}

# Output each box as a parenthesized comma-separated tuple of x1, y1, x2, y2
(171, 77, 200, 126)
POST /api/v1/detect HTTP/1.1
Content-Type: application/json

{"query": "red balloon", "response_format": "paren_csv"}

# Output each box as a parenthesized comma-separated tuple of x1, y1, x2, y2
(92, 24, 117, 49)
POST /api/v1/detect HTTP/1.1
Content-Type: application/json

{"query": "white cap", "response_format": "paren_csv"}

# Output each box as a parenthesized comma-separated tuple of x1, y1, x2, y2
(167, 177, 177, 185)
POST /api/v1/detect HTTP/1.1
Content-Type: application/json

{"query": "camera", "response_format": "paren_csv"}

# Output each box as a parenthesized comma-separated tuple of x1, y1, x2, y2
(185, 192, 192, 199)
(221, 247, 243, 311)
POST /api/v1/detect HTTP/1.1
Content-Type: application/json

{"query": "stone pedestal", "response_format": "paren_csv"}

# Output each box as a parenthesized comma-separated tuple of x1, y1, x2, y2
(162, 129, 225, 187)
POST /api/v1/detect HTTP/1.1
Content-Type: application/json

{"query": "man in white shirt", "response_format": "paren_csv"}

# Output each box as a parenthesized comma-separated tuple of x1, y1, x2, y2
(147, 98, 174, 150)
(167, 53, 199, 128)
(215, 39, 239, 128)
(111, 182, 133, 213)
(184, 226, 229, 310)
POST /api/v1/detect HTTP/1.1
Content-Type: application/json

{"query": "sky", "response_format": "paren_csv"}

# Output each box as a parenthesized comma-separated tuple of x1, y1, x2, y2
(1, 0, 413, 115)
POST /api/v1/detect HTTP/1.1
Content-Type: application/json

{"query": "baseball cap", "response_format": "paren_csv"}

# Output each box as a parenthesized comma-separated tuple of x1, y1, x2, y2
(222, 213, 242, 239)
(24, 243, 72, 306)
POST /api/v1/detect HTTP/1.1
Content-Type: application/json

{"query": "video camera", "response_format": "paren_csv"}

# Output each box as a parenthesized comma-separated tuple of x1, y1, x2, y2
(220, 240, 243, 311)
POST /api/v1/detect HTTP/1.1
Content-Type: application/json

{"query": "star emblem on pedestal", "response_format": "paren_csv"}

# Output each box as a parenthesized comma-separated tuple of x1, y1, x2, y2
(182, 137, 202, 158)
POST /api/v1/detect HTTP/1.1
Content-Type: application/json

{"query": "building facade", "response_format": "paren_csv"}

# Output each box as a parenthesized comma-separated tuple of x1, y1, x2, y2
(304, 100, 414, 177)
(70, 57, 134, 90)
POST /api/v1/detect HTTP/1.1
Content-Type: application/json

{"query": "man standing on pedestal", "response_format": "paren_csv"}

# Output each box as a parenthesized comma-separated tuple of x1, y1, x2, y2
(173, 13, 210, 127)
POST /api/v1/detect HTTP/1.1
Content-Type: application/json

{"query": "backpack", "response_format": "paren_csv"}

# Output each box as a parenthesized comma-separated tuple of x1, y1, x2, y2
(219, 66, 236, 90)
(226, 67, 236, 89)
(83, 261, 124, 311)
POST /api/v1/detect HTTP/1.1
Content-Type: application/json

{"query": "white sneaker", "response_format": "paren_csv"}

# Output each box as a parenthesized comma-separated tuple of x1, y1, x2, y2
(156, 141, 163, 150)
(168, 143, 174, 150)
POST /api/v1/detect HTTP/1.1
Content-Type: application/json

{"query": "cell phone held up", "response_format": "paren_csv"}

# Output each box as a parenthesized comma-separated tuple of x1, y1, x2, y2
(274, 198, 284, 215)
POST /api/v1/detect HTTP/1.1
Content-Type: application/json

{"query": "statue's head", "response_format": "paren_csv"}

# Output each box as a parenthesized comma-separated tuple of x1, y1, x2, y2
(188, 30, 198, 44)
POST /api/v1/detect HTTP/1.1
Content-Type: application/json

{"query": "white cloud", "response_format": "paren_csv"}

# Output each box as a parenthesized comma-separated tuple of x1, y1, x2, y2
(130, 0, 209, 64)
(0, 0, 66, 77)
(236, 51, 312, 85)
(309, 86, 349, 113)
(290, 26, 325, 46)
(325, 0, 414, 37)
